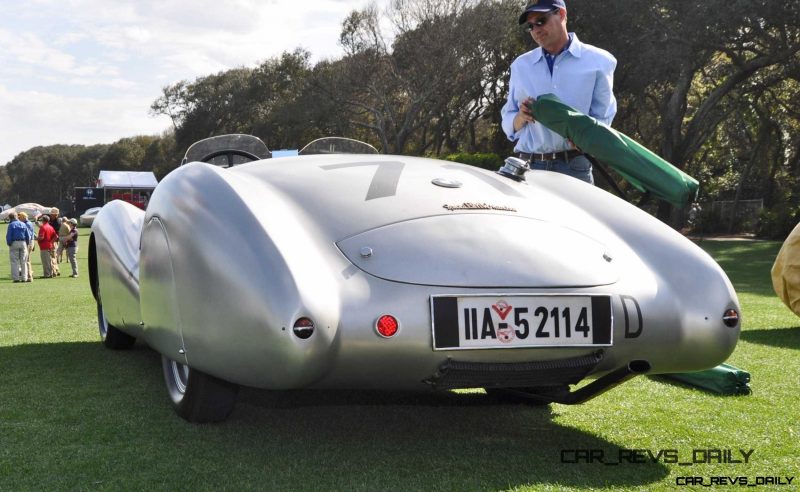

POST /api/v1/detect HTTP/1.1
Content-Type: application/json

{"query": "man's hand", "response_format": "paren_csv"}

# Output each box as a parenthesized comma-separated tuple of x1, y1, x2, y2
(513, 96, 536, 131)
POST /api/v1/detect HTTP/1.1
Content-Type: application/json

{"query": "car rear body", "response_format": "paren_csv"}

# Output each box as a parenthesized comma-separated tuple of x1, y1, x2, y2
(90, 154, 740, 395)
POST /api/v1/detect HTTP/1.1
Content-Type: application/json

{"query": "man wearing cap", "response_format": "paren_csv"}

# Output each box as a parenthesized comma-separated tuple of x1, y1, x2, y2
(6, 212, 32, 282)
(501, 0, 617, 184)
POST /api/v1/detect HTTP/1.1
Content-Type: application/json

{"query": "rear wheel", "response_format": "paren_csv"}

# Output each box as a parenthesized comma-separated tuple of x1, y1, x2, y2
(97, 301, 135, 350)
(162, 356, 239, 423)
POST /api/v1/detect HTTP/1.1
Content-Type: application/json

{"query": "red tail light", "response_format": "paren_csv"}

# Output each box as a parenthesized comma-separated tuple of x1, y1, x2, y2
(375, 315, 399, 338)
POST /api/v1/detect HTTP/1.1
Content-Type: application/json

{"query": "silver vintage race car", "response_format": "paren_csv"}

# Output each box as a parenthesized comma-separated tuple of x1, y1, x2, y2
(89, 134, 741, 422)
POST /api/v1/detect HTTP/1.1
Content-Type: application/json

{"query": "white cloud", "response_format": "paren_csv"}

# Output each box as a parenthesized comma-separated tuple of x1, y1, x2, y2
(0, 85, 171, 160)
(0, 0, 385, 165)
(0, 30, 75, 74)
(54, 31, 90, 46)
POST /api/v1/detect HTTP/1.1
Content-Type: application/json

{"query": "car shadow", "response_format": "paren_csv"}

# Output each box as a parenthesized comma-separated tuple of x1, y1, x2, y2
(235, 387, 672, 489)
(1, 341, 669, 490)
(739, 326, 800, 350)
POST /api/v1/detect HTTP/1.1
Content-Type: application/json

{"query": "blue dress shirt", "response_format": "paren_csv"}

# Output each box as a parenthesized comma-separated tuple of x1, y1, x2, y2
(501, 33, 617, 154)
(6, 220, 32, 245)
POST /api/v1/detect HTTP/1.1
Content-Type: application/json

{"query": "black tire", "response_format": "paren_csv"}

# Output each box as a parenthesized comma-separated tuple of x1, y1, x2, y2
(485, 387, 563, 406)
(162, 356, 239, 423)
(97, 301, 135, 350)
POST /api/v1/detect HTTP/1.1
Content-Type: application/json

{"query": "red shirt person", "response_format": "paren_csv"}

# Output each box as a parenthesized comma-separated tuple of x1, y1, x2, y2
(37, 216, 59, 278)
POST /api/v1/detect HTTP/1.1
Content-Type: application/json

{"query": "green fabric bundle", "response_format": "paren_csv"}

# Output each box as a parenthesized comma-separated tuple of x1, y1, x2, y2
(529, 94, 700, 208)
(663, 363, 752, 396)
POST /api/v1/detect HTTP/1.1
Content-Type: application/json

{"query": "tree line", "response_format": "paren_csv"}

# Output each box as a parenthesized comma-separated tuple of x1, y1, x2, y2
(2, 0, 798, 236)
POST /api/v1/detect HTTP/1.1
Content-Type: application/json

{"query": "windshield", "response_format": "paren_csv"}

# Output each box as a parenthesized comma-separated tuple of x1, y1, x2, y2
(182, 134, 270, 167)
(299, 137, 379, 155)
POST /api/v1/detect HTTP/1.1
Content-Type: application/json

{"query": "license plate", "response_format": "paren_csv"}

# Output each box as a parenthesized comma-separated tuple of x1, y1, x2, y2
(430, 295, 612, 350)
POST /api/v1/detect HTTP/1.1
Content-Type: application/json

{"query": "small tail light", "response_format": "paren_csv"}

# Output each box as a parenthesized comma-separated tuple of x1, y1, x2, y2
(293, 317, 315, 339)
(375, 315, 399, 338)
(722, 309, 740, 328)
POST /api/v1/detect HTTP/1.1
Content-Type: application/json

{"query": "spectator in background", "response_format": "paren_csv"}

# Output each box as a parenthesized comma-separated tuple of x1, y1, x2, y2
(18, 212, 36, 282)
(37, 215, 58, 278)
(48, 208, 62, 276)
(57, 216, 71, 263)
(6, 212, 32, 282)
(65, 218, 80, 277)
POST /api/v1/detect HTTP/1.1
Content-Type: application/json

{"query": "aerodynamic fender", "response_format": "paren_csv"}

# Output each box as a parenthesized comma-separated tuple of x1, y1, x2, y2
(89, 200, 145, 334)
(139, 162, 344, 388)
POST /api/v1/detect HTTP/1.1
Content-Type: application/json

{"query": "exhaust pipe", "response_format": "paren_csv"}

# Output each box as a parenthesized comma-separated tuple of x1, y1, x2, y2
(553, 360, 651, 404)
(505, 360, 651, 405)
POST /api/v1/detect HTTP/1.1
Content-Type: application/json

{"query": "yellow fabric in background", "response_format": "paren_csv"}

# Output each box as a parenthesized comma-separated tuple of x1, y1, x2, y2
(772, 222, 800, 317)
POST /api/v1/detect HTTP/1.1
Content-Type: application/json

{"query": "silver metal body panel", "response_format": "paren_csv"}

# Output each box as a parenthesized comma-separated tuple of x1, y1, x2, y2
(337, 214, 618, 287)
(92, 200, 144, 336)
(90, 155, 740, 390)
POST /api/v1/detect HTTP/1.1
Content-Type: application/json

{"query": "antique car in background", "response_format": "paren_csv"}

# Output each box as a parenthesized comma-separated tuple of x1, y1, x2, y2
(89, 131, 741, 423)
(1, 203, 51, 222)
(79, 206, 102, 227)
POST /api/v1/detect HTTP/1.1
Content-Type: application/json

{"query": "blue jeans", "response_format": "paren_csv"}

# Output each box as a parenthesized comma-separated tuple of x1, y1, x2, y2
(531, 155, 593, 184)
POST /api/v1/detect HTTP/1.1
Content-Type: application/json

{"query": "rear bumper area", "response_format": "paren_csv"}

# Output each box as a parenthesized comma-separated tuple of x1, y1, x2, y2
(424, 352, 651, 405)
(424, 351, 604, 390)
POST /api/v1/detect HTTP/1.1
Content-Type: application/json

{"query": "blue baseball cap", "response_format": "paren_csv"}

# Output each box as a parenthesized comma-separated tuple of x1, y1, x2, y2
(518, 0, 566, 24)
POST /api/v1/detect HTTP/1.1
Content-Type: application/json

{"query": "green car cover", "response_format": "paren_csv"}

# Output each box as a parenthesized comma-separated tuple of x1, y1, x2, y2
(529, 94, 699, 208)
(661, 363, 752, 396)
(529, 96, 748, 394)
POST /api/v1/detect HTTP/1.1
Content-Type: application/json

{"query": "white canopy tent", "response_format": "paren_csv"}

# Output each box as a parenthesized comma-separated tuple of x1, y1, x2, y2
(97, 171, 158, 189)
(96, 171, 158, 209)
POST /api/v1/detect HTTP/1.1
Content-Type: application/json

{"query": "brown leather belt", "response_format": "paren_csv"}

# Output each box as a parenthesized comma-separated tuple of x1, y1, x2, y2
(519, 149, 584, 162)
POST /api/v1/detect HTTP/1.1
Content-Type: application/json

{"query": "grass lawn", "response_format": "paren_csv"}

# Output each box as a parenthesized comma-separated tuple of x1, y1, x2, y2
(1, 225, 798, 490)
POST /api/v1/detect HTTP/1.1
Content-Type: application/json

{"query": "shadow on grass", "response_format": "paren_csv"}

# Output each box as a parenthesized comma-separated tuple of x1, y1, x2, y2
(739, 326, 800, 350)
(0, 342, 669, 490)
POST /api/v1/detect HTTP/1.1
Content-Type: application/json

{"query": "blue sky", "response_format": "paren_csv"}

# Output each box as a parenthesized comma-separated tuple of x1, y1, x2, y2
(0, 0, 383, 165)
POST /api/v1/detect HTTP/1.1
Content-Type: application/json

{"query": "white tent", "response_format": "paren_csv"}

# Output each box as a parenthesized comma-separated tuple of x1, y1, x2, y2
(96, 171, 158, 210)
(97, 171, 158, 188)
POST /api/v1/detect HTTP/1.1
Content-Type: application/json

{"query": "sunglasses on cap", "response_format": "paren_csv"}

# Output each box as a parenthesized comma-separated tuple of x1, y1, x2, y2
(523, 8, 560, 32)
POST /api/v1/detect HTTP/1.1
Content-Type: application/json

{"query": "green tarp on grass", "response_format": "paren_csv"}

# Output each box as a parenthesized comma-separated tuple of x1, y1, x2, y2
(529, 94, 700, 208)
(662, 363, 752, 396)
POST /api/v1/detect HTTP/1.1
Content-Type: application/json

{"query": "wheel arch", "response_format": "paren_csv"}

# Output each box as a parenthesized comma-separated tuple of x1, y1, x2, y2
(88, 232, 99, 302)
